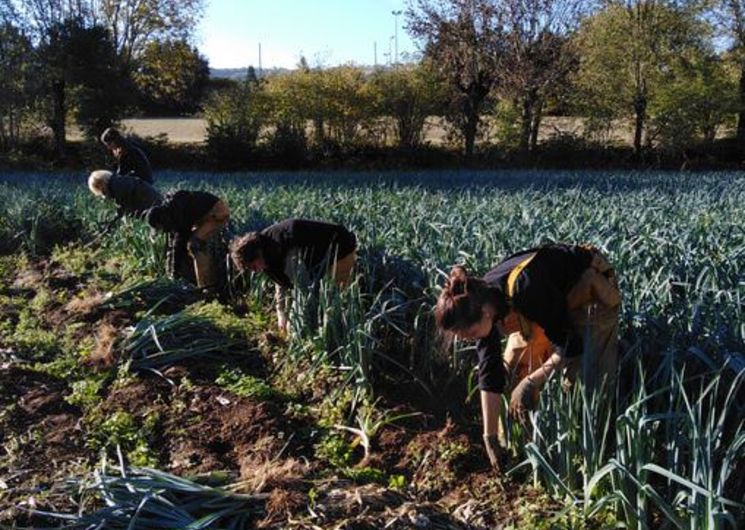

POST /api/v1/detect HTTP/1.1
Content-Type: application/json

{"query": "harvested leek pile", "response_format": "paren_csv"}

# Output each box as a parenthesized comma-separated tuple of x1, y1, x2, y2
(38, 464, 265, 529)
(121, 303, 249, 370)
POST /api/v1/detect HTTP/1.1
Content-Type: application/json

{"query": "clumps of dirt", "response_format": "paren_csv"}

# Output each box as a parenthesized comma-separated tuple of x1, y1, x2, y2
(239, 456, 309, 493)
(1, 365, 75, 417)
(105, 376, 172, 405)
(364, 425, 411, 472)
(0, 365, 86, 466)
(12, 268, 44, 291)
(85, 322, 120, 368)
(399, 420, 486, 498)
(64, 292, 108, 319)
(165, 386, 309, 475)
(260, 488, 308, 528)
(46, 266, 85, 291)
(302, 481, 478, 529)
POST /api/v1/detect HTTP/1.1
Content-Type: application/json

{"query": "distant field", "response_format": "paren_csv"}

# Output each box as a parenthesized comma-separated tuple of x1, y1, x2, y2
(68, 118, 208, 144)
(68, 116, 639, 145)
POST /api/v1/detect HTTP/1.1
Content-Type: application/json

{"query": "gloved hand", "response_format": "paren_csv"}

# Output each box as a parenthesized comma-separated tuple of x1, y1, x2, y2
(509, 377, 537, 422)
(483, 434, 505, 471)
(188, 235, 205, 256)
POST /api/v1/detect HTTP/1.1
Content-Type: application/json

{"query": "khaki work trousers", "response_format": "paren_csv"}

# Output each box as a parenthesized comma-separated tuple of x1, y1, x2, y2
(190, 199, 230, 288)
(497, 250, 620, 443)
(275, 250, 358, 330)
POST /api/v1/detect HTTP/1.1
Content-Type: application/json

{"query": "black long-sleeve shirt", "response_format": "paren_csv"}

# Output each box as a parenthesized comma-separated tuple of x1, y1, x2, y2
(107, 175, 162, 217)
(260, 218, 357, 287)
(113, 141, 153, 183)
(156, 190, 220, 235)
(476, 244, 593, 393)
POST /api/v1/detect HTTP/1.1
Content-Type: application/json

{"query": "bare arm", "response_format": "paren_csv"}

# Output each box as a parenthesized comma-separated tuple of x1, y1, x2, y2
(480, 390, 505, 469)
(526, 351, 565, 388)
(510, 350, 566, 420)
(480, 390, 503, 436)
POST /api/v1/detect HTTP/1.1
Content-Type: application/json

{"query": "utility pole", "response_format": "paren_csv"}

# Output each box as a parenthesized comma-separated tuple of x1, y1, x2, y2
(392, 10, 402, 64)
(374, 41, 377, 67)
(258, 42, 262, 76)
(388, 35, 393, 66)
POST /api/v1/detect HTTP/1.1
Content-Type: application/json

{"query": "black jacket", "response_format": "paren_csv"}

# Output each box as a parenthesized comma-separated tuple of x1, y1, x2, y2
(114, 141, 153, 183)
(260, 218, 357, 287)
(155, 190, 220, 235)
(108, 175, 162, 217)
(476, 244, 594, 393)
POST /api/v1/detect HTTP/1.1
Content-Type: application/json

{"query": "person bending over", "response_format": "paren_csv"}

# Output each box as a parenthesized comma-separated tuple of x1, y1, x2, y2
(100, 127, 153, 184)
(230, 218, 357, 332)
(435, 243, 621, 469)
(146, 190, 230, 289)
(88, 170, 161, 221)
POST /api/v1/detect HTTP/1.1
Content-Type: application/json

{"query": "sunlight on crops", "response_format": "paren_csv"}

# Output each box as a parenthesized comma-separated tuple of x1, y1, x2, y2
(1, 169, 743, 528)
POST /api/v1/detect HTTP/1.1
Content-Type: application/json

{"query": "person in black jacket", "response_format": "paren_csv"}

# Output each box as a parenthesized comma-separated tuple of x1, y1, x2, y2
(229, 218, 357, 332)
(88, 170, 162, 219)
(435, 244, 621, 469)
(100, 128, 153, 184)
(146, 190, 230, 288)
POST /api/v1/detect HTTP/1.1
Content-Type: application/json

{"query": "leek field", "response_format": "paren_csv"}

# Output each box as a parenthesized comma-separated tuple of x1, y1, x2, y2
(0, 170, 743, 529)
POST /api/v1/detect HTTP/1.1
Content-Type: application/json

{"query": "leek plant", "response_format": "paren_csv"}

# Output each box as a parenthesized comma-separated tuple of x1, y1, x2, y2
(36, 462, 265, 529)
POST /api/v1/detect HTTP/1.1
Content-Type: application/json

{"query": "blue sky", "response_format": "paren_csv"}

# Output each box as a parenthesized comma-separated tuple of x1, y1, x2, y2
(199, 0, 417, 69)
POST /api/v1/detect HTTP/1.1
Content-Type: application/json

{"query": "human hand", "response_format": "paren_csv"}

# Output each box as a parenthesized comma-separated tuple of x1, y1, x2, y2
(483, 434, 505, 471)
(509, 377, 537, 422)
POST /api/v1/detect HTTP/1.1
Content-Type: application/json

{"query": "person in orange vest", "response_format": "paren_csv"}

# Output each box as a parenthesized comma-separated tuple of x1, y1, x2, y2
(435, 244, 621, 469)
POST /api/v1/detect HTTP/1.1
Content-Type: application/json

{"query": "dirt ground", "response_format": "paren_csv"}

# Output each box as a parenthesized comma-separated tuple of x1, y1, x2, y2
(0, 254, 565, 529)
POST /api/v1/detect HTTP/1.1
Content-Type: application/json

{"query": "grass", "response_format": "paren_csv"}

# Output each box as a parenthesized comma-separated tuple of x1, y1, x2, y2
(1, 169, 744, 528)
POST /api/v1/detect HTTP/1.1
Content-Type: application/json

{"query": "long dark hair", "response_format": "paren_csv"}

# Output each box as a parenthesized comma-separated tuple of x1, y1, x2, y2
(229, 232, 264, 271)
(435, 266, 504, 332)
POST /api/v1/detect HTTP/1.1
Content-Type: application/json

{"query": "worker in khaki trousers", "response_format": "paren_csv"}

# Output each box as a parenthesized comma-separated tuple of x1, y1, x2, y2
(190, 199, 230, 287)
(229, 218, 357, 333)
(146, 190, 230, 288)
(434, 244, 621, 469)
(494, 249, 620, 446)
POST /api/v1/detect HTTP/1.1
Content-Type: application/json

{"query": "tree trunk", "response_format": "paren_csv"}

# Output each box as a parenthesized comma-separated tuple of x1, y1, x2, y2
(633, 92, 646, 158)
(736, 60, 745, 146)
(520, 95, 532, 154)
(463, 110, 478, 159)
(313, 116, 325, 146)
(397, 115, 413, 150)
(530, 99, 543, 153)
(51, 79, 67, 159)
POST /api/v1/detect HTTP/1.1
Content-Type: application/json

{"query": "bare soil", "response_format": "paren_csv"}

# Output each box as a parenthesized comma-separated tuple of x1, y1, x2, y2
(0, 254, 558, 529)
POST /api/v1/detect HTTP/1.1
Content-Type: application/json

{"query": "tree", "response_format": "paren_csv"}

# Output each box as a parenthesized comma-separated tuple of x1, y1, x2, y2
(204, 69, 270, 167)
(370, 63, 447, 149)
(0, 22, 39, 151)
(12, 0, 205, 156)
(264, 69, 314, 161)
(36, 17, 128, 156)
(406, 0, 504, 158)
(713, 0, 745, 145)
(95, 0, 205, 67)
(134, 39, 210, 115)
(649, 52, 736, 153)
(495, 0, 588, 154)
(316, 66, 378, 147)
(573, 1, 706, 156)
